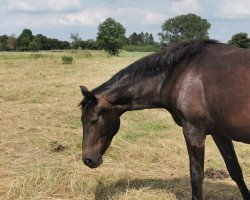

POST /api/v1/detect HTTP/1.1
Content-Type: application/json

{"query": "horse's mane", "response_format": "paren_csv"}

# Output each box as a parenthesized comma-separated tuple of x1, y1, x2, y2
(91, 39, 219, 95)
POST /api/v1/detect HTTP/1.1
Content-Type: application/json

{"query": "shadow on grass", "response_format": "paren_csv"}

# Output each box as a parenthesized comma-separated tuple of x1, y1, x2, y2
(94, 177, 241, 200)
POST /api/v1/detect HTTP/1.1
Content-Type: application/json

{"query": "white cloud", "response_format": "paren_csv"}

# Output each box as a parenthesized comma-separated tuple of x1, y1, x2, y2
(214, 0, 250, 19)
(1, 13, 57, 28)
(52, 7, 169, 27)
(59, 7, 110, 26)
(168, 0, 201, 15)
(116, 7, 169, 24)
(144, 12, 169, 24)
(0, 6, 111, 28)
(6, 0, 81, 13)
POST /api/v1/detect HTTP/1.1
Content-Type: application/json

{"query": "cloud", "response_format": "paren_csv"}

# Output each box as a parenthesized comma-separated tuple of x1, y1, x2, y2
(144, 12, 169, 24)
(116, 7, 169, 25)
(0, 6, 110, 28)
(199, 0, 250, 19)
(1, 0, 228, 30)
(215, 0, 250, 19)
(49, 6, 169, 27)
(5, 0, 81, 13)
(59, 7, 110, 26)
(169, 0, 201, 15)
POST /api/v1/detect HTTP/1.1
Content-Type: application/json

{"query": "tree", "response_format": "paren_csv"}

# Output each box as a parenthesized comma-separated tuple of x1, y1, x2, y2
(128, 32, 155, 46)
(33, 34, 49, 50)
(29, 41, 39, 51)
(83, 40, 99, 50)
(147, 34, 155, 45)
(0, 35, 8, 51)
(70, 33, 82, 49)
(17, 29, 34, 51)
(159, 13, 211, 44)
(129, 32, 139, 45)
(46, 38, 60, 50)
(97, 18, 126, 55)
(228, 32, 250, 48)
(1, 29, 70, 51)
(144, 32, 155, 45)
(6, 34, 17, 50)
(59, 41, 71, 49)
(0, 34, 17, 51)
(70, 33, 81, 42)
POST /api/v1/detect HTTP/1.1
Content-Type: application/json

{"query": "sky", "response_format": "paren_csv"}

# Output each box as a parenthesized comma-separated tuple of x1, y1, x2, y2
(1, 0, 250, 43)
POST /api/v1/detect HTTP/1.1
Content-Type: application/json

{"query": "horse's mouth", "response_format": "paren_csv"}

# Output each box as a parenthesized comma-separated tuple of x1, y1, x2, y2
(84, 157, 103, 169)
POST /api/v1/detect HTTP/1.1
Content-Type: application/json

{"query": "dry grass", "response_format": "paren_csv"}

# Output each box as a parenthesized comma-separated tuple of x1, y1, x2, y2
(0, 50, 249, 200)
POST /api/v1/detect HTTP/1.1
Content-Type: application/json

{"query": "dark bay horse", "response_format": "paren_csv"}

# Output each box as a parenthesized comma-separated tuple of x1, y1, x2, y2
(79, 40, 250, 200)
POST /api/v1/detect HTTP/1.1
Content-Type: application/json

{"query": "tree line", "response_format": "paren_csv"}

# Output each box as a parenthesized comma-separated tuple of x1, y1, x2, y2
(0, 29, 71, 51)
(70, 26, 159, 55)
(0, 28, 158, 53)
(0, 13, 249, 54)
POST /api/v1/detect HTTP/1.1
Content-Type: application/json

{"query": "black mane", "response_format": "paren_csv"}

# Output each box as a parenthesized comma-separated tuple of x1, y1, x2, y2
(91, 39, 219, 95)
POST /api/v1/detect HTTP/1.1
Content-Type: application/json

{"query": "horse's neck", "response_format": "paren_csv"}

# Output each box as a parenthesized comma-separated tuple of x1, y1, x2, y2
(101, 73, 166, 112)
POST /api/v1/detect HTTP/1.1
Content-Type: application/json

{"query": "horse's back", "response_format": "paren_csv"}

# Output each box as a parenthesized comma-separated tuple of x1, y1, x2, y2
(203, 45, 250, 143)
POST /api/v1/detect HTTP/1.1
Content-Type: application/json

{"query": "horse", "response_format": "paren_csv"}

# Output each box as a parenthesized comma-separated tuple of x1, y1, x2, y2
(79, 40, 250, 200)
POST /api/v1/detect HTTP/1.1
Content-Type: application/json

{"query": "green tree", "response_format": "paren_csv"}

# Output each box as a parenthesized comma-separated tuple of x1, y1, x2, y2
(137, 32, 145, 45)
(128, 32, 155, 46)
(144, 32, 155, 45)
(129, 32, 139, 45)
(70, 33, 82, 49)
(18, 37, 31, 51)
(97, 18, 126, 55)
(46, 38, 60, 50)
(6, 34, 17, 50)
(228, 32, 250, 48)
(59, 41, 71, 49)
(33, 34, 49, 50)
(84, 40, 99, 50)
(0, 34, 8, 51)
(147, 34, 155, 45)
(159, 13, 211, 44)
(29, 41, 39, 51)
(44, 38, 69, 50)
(17, 29, 34, 51)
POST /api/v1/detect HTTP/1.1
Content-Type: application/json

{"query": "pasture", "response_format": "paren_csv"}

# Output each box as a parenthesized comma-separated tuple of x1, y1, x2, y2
(0, 50, 249, 200)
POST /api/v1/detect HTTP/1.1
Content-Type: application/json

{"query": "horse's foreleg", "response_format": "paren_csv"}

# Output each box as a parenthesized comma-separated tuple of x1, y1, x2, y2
(182, 121, 206, 200)
(212, 135, 250, 200)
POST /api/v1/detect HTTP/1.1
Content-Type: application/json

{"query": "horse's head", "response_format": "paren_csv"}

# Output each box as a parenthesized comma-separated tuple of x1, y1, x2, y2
(79, 86, 121, 168)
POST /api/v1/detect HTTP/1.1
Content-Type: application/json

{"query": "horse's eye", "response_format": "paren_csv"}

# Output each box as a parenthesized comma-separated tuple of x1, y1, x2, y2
(91, 118, 98, 125)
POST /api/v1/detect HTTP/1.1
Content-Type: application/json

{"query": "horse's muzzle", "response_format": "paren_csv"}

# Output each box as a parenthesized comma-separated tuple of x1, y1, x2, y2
(83, 156, 103, 168)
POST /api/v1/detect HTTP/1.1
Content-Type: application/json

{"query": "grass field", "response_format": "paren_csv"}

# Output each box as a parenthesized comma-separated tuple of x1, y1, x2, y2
(0, 50, 249, 200)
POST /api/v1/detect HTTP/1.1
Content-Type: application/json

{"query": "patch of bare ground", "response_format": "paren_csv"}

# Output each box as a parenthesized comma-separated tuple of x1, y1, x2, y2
(205, 167, 229, 180)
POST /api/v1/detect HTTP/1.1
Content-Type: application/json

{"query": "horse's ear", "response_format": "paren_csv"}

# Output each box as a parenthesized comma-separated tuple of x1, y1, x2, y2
(79, 86, 97, 105)
(80, 86, 89, 95)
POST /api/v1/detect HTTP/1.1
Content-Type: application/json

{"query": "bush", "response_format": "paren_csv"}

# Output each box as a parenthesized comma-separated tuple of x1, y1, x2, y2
(62, 56, 73, 64)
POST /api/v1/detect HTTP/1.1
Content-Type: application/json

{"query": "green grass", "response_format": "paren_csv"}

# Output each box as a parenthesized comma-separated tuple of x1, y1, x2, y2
(0, 50, 108, 60)
(124, 119, 167, 141)
(0, 50, 249, 200)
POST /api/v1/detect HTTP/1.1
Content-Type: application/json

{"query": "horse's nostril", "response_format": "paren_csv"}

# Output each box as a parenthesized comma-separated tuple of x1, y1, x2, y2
(83, 156, 102, 168)
(84, 158, 93, 166)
